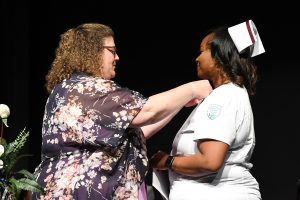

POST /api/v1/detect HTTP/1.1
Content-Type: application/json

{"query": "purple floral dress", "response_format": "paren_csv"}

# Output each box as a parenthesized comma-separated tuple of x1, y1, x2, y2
(32, 73, 149, 200)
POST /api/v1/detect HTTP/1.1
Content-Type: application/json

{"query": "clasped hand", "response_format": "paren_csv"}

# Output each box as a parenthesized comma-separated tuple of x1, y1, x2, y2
(149, 150, 170, 170)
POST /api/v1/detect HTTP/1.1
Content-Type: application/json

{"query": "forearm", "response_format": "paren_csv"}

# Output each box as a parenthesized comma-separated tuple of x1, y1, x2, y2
(170, 154, 216, 177)
(141, 108, 180, 139)
(150, 151, 215, 177)
(132, 82, 197, 126)
(150, 141, 227, 177)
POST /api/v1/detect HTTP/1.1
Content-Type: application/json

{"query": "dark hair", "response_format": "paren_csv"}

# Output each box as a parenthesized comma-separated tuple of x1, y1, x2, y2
(208, 26, 258, 95)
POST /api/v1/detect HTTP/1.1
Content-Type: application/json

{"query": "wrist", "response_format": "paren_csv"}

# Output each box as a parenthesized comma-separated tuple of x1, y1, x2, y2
(190, 82, 196, 99)
(166, 155, 175, 169)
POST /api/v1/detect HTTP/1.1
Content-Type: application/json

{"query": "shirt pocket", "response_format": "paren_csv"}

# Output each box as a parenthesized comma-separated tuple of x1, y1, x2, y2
(180, 129, 194, 134)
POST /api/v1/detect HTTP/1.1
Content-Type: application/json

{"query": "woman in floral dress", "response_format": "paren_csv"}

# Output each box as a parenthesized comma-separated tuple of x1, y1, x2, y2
(32, 23, 212, 200)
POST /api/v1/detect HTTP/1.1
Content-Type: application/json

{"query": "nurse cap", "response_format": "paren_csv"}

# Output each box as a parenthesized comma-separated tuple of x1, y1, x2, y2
(228, 20, 265, 57)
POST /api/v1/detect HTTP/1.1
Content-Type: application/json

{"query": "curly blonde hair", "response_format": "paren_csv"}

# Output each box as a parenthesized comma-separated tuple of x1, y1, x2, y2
(46, 23, 114, 93)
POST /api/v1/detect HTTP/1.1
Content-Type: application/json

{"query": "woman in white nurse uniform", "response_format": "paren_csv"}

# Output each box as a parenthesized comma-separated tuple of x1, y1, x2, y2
(150, 19, 265, 200)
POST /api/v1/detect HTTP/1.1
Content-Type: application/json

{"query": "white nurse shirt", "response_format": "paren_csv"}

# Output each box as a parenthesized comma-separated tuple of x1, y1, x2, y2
(168, 83, 261, 200)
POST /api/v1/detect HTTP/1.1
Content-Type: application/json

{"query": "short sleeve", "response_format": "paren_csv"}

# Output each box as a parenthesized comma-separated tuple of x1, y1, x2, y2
(70, 79, 148, 131)
(193, 86, 238, 145)
(54, 75, 148, 147)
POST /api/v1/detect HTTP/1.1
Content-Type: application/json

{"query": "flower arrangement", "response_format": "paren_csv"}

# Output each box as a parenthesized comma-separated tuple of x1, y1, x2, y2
(0, 104, 44, 200)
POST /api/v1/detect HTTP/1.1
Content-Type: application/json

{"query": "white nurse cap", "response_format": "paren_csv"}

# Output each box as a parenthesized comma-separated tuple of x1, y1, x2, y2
(228, 20, 265, 57)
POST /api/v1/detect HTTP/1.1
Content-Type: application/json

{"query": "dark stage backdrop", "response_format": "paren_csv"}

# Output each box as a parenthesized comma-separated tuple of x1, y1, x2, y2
(1, 1, 300, 199)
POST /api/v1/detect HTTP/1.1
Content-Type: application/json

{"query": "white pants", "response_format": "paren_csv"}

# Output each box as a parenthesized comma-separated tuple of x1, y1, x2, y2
(169, 166, 261, 200)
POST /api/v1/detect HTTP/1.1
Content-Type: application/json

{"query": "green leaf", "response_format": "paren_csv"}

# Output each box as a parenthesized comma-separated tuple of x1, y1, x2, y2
(4, 128, 29, 157)
(9, 178, 44, 194)
(2, 128, 31, 177)
(15, 169, 36, 180)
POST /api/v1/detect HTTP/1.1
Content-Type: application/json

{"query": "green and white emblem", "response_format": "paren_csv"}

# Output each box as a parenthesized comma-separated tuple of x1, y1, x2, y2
(207, 104, 222, 120)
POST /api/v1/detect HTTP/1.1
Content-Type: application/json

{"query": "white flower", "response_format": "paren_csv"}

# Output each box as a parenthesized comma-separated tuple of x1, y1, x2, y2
(0, 144, 4, 157)
(0, 104, 10, 127)
(0, 104, 10, 118)
(0, 159, 3, 169)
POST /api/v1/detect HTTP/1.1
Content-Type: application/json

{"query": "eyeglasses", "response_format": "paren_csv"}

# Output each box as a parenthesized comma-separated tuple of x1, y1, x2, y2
(103, 46, 117, 57)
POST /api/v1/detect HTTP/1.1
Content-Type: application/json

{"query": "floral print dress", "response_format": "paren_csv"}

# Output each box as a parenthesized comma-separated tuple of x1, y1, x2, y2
(32, 73, 148, 200)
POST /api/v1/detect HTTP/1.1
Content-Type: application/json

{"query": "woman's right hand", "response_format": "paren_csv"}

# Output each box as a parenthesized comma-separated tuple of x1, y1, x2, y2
(149, 150, 169, 170)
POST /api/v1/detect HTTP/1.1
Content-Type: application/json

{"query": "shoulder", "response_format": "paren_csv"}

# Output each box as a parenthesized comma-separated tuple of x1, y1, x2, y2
(213, 83, 247, 98)
(205, 83, 248, 108)
(60, 73, 119, 96)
